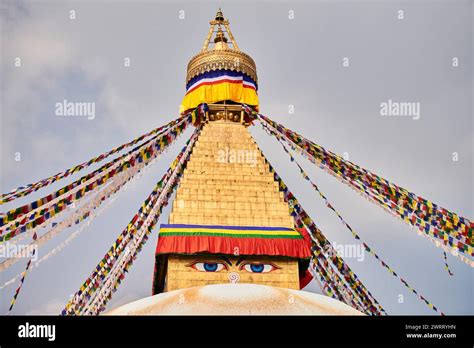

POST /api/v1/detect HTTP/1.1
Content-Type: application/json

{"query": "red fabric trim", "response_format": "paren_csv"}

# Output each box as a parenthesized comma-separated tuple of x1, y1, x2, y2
(242, 84, 256, 90)
(299, 269, 313, 289)
(156, 235, 311, 259)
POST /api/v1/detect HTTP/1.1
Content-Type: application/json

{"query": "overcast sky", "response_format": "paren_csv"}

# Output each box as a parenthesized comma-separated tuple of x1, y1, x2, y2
(0, 0, 472, 315)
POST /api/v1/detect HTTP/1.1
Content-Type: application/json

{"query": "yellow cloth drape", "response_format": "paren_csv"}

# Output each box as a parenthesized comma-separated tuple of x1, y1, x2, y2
(181, 81, 259, 111)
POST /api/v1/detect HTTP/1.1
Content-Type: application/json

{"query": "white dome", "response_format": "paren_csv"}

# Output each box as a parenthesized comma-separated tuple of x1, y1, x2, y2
(106, 284, 363, 315)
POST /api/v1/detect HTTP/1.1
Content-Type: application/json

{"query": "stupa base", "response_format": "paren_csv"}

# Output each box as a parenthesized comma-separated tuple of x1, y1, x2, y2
(106, 283, 364, 315)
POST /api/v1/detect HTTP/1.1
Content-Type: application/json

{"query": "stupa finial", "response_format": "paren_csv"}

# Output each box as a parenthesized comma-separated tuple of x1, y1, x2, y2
(215, 8, 224, 22)
(182, 10, 259, 112)
(200, 8, 240, 52)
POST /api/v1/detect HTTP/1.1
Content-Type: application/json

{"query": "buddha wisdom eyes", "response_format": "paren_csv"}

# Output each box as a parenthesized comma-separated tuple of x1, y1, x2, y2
(240, 262, 279, 273)
(189, 262, 228, 272)
(187, 260, 279, 273)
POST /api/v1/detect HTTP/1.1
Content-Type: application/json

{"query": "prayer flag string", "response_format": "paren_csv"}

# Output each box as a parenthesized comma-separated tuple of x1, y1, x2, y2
(0, 115, 192, 241)
(1, 115, 189, 204)
(259, 119, 446, 315)
(243, 106, 473, 263)
(62, 126, 201, 315)
(7, 231, 37, 313)
(250, 137, 386, 315)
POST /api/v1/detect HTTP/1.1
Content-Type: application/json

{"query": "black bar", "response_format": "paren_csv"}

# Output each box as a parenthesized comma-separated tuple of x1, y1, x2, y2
(0, 315, 470, 346)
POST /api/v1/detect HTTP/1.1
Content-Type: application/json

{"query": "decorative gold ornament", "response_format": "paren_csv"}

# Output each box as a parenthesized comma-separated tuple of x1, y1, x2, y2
(186, 9, 258, 85)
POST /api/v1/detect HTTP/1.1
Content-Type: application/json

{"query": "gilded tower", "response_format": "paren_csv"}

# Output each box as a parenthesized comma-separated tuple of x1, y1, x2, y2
(152, 10, 312, 294)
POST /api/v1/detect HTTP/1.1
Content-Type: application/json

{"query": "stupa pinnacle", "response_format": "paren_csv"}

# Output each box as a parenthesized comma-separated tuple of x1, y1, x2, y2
(181, 9, 259, 113)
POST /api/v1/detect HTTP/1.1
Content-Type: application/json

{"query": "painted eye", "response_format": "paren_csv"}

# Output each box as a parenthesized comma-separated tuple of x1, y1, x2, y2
(190, 262, 227, 272)
(241, 263, 278, 273)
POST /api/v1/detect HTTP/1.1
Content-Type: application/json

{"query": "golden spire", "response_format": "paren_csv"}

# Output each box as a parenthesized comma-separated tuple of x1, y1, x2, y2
(215, 8, 224, 21)
(213, 27, 228, 50)
(186, 9, 257, 85)
(201, 8, 239, 52)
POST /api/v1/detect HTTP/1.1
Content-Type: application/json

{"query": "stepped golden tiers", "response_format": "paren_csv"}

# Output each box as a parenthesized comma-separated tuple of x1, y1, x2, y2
(170, 122, 293, 228)
(153, 121, 311, 293)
